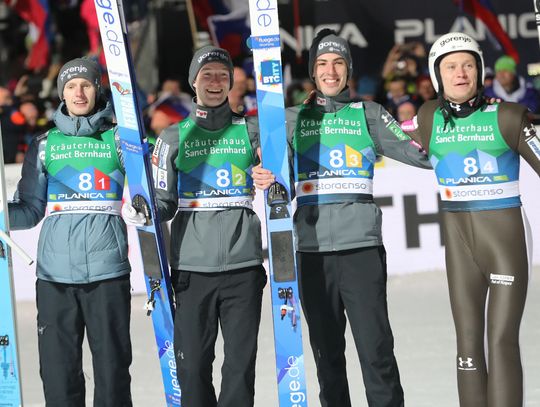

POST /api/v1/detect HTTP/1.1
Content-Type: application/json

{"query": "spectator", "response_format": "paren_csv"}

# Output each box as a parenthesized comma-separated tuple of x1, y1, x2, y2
(144, 78, 192, 140)
(159, 78, 192, 111)
(382, 43, 423, 95)
(0, 86, 25, 163)
(484, 66, 495, 88)
(484, 55, 540, 114)
(385, 76, 411, 116)
(396, 100, 417, 122)
(229, 66, 257, 115)
(356, 75, 379, 101)
(416, 74, 436, 103)
(15, 100, 51, 161)
(148, 100, 187, 138)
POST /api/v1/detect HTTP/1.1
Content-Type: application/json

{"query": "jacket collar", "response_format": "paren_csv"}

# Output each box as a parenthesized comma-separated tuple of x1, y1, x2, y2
(52, 100, 113, 136)
(310, 87, 353, 113)
(189, 98, 233, 131)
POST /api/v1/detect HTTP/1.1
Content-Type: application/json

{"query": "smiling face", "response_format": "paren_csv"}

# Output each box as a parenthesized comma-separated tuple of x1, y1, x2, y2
(313, 53, 348, 97)
(63, 78, 97, 117)
(439, 51, 478, 104)
(193, 62, 231, 107)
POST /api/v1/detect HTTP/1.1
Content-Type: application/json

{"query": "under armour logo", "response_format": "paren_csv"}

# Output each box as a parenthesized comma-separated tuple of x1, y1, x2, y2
(458, 357, 473, 367)
(381, 112, 391, 124)
(458, 357, 474, 368)
(449, 102, 462, 111)
(177, 351, 184, 360)
(37, 325, 46, 335)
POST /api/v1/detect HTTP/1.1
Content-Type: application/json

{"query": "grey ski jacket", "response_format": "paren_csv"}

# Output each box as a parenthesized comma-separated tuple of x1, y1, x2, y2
(8, 100, 131, 283)
(287, 89, 432, 252)
(153, 100, 263, 272)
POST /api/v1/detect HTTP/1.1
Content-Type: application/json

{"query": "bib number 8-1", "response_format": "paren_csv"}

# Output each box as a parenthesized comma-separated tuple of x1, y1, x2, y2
(78, 171, 111, 191)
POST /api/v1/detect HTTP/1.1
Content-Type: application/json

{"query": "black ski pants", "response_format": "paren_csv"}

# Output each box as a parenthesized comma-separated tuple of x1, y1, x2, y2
(172, 266, 267, 407)
(298, 246, 404, 407)
(36, 275, 132, 407)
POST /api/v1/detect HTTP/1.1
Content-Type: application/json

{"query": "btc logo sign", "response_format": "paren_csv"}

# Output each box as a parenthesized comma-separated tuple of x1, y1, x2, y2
(261, 60, 282, 85)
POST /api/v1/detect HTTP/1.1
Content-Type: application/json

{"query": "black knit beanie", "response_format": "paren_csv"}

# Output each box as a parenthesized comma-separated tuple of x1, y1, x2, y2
(57, 57, 101, 100)
(188, 46, 234, 91)
(308, 29, 353, 80)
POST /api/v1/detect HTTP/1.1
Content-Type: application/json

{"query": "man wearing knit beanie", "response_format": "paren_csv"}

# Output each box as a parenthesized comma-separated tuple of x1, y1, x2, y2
(188, 45, 234, 91)
(308, 28, 353, 82)
(56, 57, 103, 117)
(253, 29, 431, 406)
(485, 54, 540, 113)
(9, 55, 134, 406)
(151, 45, 265, 407)
(57, 57, 101, 100)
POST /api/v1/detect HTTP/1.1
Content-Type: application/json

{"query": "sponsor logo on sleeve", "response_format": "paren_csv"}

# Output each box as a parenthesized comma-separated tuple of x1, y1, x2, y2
(157, 168, 168, 190)
(525, 125, 540, 160)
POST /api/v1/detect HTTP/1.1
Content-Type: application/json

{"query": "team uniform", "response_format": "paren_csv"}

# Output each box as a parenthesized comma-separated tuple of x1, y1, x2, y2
(152, 100, 266, 407)
(411, 99, 540, 406)
(9, 100, 132, 406)
(400, 31, 540, 407)
(288, 89, 431, 407)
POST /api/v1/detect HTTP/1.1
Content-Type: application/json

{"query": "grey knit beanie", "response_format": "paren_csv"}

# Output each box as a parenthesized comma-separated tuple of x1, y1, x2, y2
(308, 29, 353, 80)
(188, 46, 234, 91)
(57, 57, 101, 100)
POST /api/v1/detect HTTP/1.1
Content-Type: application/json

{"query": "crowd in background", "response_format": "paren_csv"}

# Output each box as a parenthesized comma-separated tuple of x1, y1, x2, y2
(2, 5, 540, 165)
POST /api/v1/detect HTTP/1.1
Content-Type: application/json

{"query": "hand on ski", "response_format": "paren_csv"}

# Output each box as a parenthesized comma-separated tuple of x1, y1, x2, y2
(252, 148, 275, 190)
(121, 202, 146, 226)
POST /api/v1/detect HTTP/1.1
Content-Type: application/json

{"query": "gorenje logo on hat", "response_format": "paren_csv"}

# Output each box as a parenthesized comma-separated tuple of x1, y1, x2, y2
(318, 41, 347, 54)
(197, 51, 229, 64)
(60, 65, 90, 82)
(439, 35, 472, 48)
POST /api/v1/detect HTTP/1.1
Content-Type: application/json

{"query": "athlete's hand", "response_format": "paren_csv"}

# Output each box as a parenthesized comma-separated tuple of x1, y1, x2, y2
(121, 202, 146, 226)
(484, 96, 502, 105)
(252, 147, 275, 190)
(410, 139, 427, 155)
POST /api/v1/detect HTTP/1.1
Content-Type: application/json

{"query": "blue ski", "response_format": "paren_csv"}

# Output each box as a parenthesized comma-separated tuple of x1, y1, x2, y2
(94, 1, 180, 405)
(248, 2, 308, 406)
(0, 130, 23, 407)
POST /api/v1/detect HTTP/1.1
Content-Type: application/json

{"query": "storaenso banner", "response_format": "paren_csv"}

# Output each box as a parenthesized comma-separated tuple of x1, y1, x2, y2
(276, 0, 538, 78)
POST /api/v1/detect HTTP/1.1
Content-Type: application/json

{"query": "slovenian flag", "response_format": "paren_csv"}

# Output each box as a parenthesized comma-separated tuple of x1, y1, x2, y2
(193, 0, 250, 60)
